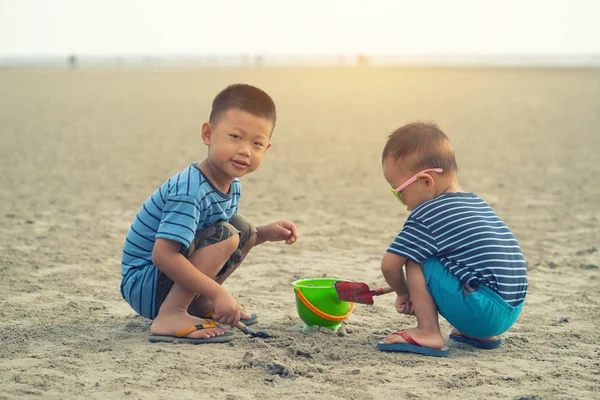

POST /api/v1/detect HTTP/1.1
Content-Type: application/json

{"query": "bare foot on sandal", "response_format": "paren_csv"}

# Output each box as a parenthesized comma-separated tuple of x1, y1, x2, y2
(382, 327, 445, 349)
(151, 311, 228, 339)
(188, 296, 254, 321)
(186, 295, 213, 317)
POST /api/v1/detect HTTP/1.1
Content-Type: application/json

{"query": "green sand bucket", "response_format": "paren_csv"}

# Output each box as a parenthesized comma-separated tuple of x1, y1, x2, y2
(292, 278, 355, 332)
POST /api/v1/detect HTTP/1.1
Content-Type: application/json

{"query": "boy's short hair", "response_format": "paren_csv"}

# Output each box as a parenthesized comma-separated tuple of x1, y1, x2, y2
(209, 84, 277, 130)
(382, 122, 458, 173)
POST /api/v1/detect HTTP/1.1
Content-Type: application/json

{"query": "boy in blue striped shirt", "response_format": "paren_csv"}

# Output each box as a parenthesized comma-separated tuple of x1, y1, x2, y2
(121, 84, 299, 344)
(377, 123, 527, 356)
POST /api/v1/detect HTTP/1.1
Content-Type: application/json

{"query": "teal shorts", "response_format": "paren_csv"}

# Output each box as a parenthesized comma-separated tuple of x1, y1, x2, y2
(423, 257, 523, 338)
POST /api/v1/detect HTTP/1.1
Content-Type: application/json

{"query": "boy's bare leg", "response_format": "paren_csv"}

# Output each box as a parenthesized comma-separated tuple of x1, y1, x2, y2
(187, 232, 257, 320)
(382, 260, 445, 349)
(150, 234, 239, 339)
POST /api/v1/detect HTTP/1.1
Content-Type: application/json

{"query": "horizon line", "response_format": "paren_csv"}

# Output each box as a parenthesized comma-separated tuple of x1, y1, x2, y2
(2, 53, 600, 68)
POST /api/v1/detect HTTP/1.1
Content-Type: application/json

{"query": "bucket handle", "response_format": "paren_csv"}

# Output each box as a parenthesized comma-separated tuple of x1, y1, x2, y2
(294, 287, 355, 321)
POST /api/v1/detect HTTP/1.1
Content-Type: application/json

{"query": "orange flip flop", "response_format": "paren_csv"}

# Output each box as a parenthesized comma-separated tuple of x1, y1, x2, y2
(149, 321, 234, 344)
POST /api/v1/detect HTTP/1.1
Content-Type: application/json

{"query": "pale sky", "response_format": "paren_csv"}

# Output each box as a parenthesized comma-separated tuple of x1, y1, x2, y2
(0, 0, 599, 56)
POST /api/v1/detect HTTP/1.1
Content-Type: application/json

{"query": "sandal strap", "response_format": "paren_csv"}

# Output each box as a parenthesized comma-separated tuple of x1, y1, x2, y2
(174, 321, 218, 338)
(391, 330, 423, 347)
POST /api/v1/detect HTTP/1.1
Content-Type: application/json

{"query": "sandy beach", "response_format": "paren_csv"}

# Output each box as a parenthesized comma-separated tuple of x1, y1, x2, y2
(0, 67, 599, 399)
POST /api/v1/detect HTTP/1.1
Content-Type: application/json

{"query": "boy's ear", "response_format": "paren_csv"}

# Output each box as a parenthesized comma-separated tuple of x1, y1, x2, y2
(419, 173, 435, 189)
(201, 122, 212, 145)
(265, 142, 272, 151)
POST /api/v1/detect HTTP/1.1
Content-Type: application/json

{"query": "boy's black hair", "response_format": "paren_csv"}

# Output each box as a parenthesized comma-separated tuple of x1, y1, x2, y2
(382, 122, 458, 173)
(209, 84, 276, 130)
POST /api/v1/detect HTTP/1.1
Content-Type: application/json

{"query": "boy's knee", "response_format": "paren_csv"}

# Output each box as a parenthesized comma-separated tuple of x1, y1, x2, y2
(246, 230, 257, 249)
(229, 214, 257, 244)
(187, 221, 240, 258)
(223, 232, 240, 253)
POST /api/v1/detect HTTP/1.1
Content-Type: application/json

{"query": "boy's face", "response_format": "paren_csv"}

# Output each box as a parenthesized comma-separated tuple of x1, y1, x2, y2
(202, 108, 272, 180)
(383, 157, 436, 212)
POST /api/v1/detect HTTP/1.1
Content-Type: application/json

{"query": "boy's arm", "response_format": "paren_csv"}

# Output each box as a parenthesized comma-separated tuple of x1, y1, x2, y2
(381, 252, 410, 297)
(152, 238, 239, 326)
(254, 220, 299, 246)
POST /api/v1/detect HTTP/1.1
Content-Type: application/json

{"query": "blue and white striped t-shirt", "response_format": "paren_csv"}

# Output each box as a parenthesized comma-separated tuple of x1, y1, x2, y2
(120, 163, 240, 318)
(387, 192, 527, 306)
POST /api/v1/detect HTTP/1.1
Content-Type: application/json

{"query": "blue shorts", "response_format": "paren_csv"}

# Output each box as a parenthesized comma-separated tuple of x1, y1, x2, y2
(423, 257, 523, 338)
(121, 215, 255, 320)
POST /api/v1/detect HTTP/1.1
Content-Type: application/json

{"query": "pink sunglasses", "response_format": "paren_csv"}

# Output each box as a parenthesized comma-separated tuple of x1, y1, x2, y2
(391, 168, 443, 205)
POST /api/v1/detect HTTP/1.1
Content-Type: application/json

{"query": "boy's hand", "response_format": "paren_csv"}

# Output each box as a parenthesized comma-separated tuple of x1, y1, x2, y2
(395, 294, 414, 315)
(211, 290, 240, 327)
(256, 221, 300, 245)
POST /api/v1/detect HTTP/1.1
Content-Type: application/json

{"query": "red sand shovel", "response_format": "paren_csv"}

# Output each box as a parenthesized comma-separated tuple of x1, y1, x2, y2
(334, 281, 395, 305)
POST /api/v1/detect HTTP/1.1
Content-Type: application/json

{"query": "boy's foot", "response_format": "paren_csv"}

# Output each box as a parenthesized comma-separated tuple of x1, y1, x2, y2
(148, 321, 234, 344)
(378, 328, 448, 357)
(449, 329, 502, 349)
(382, 327, 445, 348)
(188, 296, 258, 325)
(151, 312, 229, 339)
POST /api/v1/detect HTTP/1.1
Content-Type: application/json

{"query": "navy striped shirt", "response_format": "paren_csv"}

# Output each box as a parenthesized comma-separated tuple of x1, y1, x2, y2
(120, 163, 241, 318)
(387, 192, 527, 306)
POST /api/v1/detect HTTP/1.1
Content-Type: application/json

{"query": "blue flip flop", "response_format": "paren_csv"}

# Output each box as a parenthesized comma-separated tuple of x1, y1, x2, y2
(240, 312, 258, 326)
(377, 330, 449, 357)
(449, 332, 502, 349)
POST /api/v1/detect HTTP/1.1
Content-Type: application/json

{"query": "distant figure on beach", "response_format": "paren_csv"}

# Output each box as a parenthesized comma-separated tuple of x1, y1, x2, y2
(241, 55, 250, 67)
(377, 123, 527, 356)
(67, 54, 77, 69)
(356, 54, 369, 67)
(120, 84, 299, 344)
